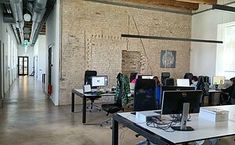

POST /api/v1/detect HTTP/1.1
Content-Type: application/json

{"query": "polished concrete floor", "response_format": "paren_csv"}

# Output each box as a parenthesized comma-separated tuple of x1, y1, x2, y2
(0, 77, 234, 145)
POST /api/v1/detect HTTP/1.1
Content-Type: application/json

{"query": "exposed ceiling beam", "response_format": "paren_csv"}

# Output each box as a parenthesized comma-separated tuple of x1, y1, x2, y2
(85, 0, 192, 15)
(123, 0, 199, 10)
(212, 4, 235, 12)
(176, 0, 217, 5)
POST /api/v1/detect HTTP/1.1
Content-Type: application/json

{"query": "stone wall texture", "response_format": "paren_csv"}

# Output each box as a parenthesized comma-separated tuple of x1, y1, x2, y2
(60, 0, 192, 105)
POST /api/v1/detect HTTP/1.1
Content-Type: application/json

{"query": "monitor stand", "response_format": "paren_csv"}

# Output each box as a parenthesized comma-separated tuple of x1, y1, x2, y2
(172, 103, 194, 131)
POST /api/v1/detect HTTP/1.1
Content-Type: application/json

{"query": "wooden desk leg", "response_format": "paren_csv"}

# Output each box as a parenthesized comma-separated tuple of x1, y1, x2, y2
(112, 119, 118, 145)
(71, 92, 75, 112)
(82, 96, 87, 124)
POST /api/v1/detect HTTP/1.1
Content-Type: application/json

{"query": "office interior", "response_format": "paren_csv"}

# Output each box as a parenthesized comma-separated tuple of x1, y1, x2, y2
(0, 0, 235, 145)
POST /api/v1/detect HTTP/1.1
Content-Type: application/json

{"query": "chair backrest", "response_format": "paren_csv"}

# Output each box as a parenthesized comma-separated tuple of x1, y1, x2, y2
(134, 79, 156, 111)
(197, 76, 209, 96)
(164, 78, 174, 86)
(115, 73, 130, 107)
(84, 70, 97, 88)
(161, 72, 170, 85)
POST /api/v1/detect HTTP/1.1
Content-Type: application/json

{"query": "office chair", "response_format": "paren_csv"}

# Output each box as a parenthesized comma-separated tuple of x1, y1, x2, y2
(197, 76, 209, 106)
(84, 70, 101, 112)
(164, 78, 174, 86)
(100, 73, 129, 126)
(133, 79, 156, 145)
(161, 72, 170, 86)
(134, 79, 156, 111)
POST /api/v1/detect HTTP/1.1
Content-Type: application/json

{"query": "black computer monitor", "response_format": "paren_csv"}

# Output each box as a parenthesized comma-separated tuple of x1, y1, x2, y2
(91, 75, 108, 87)
(161, 90, 202, 131)
(161, 90, 202, 115)
(158, 86, 195, 107)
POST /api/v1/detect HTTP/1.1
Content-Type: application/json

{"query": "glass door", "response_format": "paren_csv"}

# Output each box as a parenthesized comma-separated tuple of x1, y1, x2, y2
(18, 56, 28, 76)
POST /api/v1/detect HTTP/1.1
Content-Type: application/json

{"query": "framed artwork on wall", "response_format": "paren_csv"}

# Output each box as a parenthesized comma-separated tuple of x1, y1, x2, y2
(160, 50, 176, 68)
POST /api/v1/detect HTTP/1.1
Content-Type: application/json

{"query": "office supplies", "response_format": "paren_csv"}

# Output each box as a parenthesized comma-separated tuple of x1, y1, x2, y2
(199, 107, 229, 122)
(136, 110, 160, 122)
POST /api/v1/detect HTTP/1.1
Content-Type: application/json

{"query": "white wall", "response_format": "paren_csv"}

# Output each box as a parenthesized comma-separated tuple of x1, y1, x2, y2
(46, 0, 61, 106)
(191, 3, 235, 78)
(0, 6, 18, 98)
(34, 35, 46, 81)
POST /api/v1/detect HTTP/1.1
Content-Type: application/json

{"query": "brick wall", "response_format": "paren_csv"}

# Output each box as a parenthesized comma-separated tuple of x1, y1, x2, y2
(60, 0, 191, 105)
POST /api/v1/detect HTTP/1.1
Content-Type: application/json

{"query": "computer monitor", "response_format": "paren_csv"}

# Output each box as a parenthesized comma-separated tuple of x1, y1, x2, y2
(91, 75, 108, 87)
(161, 90, 202, 115)
(140, 75, 154, 79)
(212, 76, 225, 85)
(161, 90, 202, 131)
(177, 79, 190, 87)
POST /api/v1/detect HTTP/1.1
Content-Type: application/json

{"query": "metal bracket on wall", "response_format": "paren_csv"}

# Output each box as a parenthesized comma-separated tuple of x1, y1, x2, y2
(121, 34, 223, 44)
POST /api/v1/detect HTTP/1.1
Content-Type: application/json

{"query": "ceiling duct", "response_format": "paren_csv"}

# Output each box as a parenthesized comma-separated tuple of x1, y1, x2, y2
(30, 0, 47, 44)
(10, 0, 24, 43)
(3, 13, 15, 23)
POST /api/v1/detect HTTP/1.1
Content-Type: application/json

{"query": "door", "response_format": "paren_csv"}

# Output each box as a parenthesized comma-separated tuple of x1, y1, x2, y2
(0, 41, 2, 105)
(48, 46, 53, 95)
(18, 56, 29, 76)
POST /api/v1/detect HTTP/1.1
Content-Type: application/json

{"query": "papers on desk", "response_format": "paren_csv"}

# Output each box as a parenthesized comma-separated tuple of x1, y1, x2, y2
(199, 108, 229, 122)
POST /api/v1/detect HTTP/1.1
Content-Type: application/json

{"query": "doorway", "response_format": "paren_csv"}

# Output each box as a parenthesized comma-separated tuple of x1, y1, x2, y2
(48, 46, 53, 95)
(18, 56, 29, 76)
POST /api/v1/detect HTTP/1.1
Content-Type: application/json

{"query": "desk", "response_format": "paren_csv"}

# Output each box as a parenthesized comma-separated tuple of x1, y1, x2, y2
(71, 89, 115, 124)
(112, 105, 235, 145)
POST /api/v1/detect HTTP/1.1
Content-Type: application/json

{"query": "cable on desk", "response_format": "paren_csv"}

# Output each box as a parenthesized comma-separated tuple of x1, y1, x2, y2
(146, 114, 192, 132)
(146, 116, 178, 132)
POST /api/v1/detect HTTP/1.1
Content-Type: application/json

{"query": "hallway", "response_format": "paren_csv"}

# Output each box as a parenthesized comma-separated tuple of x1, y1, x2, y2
(0, 77, 140, 145)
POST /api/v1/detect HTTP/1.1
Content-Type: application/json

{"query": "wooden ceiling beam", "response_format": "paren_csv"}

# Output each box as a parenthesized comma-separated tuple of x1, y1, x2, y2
(175, 0, 217, 5)
(124, 0, 199, 10)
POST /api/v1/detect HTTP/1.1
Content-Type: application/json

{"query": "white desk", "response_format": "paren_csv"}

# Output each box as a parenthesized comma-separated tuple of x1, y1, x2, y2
(112, 105, 235, 145)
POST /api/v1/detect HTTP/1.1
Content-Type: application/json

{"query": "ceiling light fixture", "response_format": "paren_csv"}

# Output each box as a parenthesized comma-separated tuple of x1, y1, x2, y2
(24, 13, 31, 22)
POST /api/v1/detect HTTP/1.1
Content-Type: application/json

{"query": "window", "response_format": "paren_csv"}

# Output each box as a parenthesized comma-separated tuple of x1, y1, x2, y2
(216, 22, 235, 79)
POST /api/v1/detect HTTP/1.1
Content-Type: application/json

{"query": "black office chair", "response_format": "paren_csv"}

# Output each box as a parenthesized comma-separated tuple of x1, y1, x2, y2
(164, 78, 174, 86)
(133, 79, 156, 145)
(197, 76, 209, 106)
(161, 72, 170, 86)
(134, 79, 156, 111)
(84, 70, 101, 112)
(100, 73, 127, 126)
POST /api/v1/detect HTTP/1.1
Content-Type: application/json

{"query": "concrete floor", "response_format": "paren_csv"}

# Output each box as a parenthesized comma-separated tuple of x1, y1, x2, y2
(0, 77, 234, 145)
